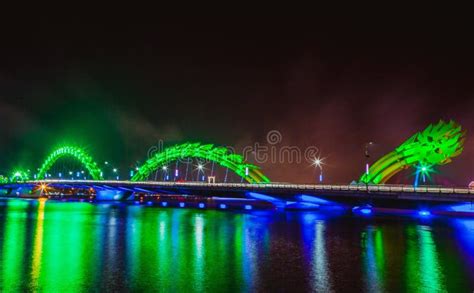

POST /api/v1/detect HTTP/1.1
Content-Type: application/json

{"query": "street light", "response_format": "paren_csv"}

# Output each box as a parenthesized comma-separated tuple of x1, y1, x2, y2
(39, 183, 48, 197)
(312, 156, 324, 183)
(414, 162, 432, 187)
(365, 142, 374, 173)
(364, 142, 375, 191)
(196, 164, 204, 181)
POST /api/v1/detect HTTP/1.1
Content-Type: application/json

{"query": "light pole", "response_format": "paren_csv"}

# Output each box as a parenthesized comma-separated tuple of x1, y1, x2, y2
(364, 142, 374, 191)
(414, 163, 430, 187)
(196, 164, 204, 181)
(104, 161, 109, 179)
(312, 157, 324, 183)
(162, 166, 168, 181)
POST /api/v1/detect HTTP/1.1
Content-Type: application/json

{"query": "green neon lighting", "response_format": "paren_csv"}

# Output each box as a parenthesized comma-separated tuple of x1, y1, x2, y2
(0, 175, 9, 184)
(10, 170, 30, 182)
(132, 142, 270, 183)
(360, 120, 465, 184)
(37, 146, 103, 180)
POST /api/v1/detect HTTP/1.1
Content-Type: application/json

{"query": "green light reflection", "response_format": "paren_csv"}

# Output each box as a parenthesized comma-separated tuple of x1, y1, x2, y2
(406, 225, 446, 292)
(362, 226, 386, 292)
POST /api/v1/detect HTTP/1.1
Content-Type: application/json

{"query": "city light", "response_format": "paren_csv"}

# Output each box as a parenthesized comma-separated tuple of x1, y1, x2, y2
(352, 205, 373, 215)
(414, 162, 435, 187)
(311, 155, 325, 183)
(360, 208, 373, 215)
(418, 210, 431, 217)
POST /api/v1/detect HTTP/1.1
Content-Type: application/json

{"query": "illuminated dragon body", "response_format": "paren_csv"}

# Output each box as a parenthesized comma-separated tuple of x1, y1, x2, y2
(132, 142, 270, 183)
(360, 120, 465, 184)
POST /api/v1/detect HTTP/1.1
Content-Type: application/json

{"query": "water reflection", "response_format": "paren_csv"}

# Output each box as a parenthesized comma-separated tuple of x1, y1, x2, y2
(1, 200, 29, 291)
(31, 198, 45, 289)
(361, 226, 385, 292)
(406, 225, 446, 292)
(0, 199, 474, 292)
(302, 213, 333, 292)
(453, 219, 474, 280)
(193, 214, 204, 291)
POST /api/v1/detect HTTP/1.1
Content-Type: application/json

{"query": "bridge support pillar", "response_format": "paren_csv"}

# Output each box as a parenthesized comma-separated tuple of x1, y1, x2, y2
(96, 190, 134, 201)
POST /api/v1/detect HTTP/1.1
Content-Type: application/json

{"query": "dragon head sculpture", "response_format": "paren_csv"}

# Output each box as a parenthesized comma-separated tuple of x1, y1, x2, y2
(360, 120, 465, 184)
(396, 120, 465, 166)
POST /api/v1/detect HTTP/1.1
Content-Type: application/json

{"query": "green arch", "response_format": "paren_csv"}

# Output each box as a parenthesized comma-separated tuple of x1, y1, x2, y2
(360, 120, 465, 184)
(132, 142, 270, 183)
(37, 146, 103, 180)
(10, 170, 29, 182)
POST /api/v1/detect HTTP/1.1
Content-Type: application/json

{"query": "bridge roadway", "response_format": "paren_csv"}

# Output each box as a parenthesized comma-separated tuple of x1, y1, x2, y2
(1, 180, 474, 209)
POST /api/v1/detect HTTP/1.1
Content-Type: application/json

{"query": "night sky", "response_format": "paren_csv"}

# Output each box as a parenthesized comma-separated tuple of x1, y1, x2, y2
(1, 19, 473, 185)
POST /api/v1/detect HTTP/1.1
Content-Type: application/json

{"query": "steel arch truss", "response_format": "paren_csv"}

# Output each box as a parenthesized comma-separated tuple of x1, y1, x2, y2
(37, 146, 103, 180)
(132, 142, 270, 183)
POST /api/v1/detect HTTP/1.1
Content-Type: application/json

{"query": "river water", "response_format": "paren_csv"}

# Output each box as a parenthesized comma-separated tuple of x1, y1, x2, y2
(0, 198, 473, 292)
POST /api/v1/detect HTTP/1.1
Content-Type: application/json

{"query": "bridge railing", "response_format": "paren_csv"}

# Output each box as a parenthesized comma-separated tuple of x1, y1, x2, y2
(19, 179, 474, 195)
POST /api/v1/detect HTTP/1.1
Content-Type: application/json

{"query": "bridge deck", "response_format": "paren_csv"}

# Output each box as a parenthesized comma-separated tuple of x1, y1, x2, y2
(0, 180, 472, 208)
